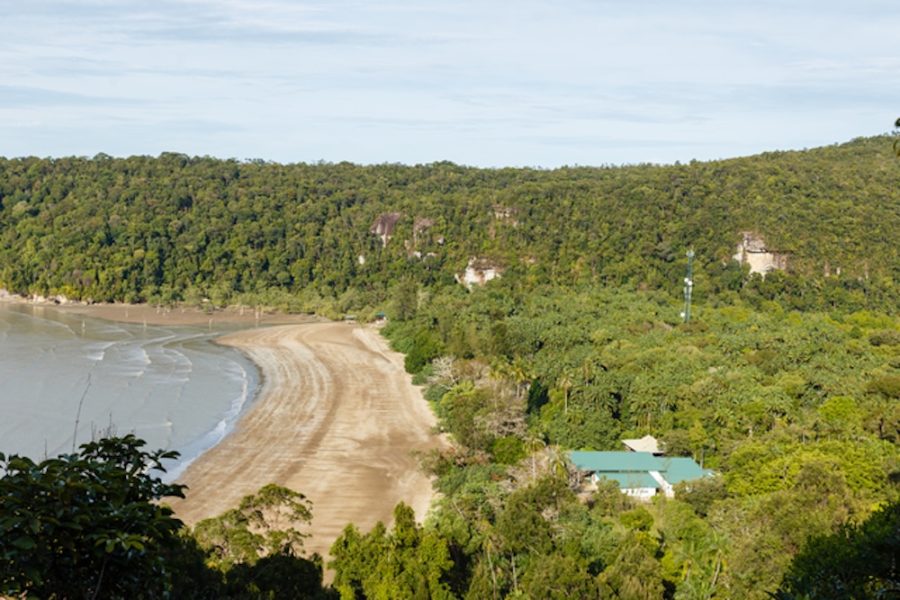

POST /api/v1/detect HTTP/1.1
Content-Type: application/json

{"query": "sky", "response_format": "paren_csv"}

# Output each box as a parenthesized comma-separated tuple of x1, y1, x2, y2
(1, 0, 898, 167)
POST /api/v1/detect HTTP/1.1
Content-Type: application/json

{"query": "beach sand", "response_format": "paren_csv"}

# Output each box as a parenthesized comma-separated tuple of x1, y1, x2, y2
(165, 321, 445, 561)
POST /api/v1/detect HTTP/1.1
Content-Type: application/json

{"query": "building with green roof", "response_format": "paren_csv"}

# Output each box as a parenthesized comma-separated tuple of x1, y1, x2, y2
(569, 450, 713, 500)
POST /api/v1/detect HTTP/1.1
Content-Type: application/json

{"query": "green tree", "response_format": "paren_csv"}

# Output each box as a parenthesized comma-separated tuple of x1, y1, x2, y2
(893, 117, 900, 156)
(597, 533, 666, 600)
(330, 503, 454, 600)
(0, 435, 189, 599)
(193, 483, 314, 569)
(775, 500, 900, 600)
(519, 553, 598, 598)
(392, 279, 419, 321)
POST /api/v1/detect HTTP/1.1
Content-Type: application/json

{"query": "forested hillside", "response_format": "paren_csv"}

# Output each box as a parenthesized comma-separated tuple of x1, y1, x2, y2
(0, 136, 898, 312)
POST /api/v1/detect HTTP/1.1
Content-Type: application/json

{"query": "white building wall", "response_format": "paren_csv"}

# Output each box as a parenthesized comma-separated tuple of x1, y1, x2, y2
(622, 487, 658, 501)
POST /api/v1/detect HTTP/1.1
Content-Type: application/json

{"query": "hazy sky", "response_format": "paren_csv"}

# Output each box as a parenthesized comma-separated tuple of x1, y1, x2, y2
(1, 0, 897, 166)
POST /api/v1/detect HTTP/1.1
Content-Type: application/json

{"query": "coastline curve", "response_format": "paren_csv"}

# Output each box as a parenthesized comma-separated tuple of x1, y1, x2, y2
(165, 321, 444, 560)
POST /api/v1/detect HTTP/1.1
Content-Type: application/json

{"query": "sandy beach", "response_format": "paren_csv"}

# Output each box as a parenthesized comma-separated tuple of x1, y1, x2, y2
(165, 321, 444, 560)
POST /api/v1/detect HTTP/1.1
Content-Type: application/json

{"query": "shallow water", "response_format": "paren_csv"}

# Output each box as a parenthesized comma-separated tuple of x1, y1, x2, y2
(0, 303, 259, 481)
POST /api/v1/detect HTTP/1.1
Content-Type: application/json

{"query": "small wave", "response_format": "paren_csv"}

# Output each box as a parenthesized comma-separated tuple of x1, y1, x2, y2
(84, 341, 114, 362)
(161, 344, 194, 376)
(199, 362, 250, 446)
(224, 359, 251, 422)
(163, 356, 255, 483)
(111, 341, 154, 370)
(138, 346, 151, 366)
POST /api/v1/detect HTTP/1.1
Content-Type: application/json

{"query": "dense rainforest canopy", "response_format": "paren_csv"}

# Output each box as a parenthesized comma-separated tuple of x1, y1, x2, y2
(0, 135, 898, 313)
(377, 282, 899, 598)
(1, 136, 898, 598)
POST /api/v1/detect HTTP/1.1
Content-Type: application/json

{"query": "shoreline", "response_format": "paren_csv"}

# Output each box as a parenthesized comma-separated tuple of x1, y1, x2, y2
(0, 290, 321, 327)
(0, 301, 271, 476)
(165, 321, 446, 562)
(2, 293, 445, 561)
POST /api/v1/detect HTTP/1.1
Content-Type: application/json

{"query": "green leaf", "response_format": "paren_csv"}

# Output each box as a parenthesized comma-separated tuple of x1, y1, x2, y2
(12, 536, 36, 550)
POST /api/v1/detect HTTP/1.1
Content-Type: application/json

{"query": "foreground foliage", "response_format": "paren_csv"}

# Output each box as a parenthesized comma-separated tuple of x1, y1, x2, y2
(330, 503, 454, 599)
(0, 436, 188, 598)
(0, 436, 332, 599)
(775, 500, 900, 599)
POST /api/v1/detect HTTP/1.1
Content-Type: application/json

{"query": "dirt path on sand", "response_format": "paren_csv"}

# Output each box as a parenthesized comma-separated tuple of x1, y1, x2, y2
(166, 322, 444, 560)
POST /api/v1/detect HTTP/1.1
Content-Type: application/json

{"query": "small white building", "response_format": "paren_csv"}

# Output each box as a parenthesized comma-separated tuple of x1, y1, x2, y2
(622, 434, 663, 455)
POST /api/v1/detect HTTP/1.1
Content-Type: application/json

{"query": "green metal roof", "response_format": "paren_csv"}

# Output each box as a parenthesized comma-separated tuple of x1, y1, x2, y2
(569, 451, 661, 472)
(659, 457, 713, 484)
(569, 451, 712, 491)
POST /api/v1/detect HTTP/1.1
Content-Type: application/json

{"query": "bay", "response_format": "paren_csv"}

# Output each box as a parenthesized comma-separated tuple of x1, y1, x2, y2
(0, 303, 259, 481)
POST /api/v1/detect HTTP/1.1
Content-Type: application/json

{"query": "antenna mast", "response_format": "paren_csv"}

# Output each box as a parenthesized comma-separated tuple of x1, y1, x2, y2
(682, 249, 695, 323)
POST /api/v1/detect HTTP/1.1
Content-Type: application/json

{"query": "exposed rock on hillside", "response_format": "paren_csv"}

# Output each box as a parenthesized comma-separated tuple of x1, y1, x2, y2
(413, 216, 434, 235)
(370, 212, 403, 247)
(411, 216, 436, 250)
(493, 205, 517, 224)
(457, 257, 503, 289)
(733, 232, 788, 276)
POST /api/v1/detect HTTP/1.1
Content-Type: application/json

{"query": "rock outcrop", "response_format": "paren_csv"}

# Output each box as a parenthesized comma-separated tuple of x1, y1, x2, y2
(413, 216, 434, 236)
(456, 257, 503, 289)
(733, 232, 788, 276)
(370, 212, 403, 247)
(411, 216, 436, 249)
(492, 205, 517, 224)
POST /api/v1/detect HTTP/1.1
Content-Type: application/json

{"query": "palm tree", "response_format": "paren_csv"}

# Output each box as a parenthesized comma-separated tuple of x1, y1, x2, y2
(509, 358, 532, 401)
(525, 435, 547, 480)
(558, 370, 574, 415)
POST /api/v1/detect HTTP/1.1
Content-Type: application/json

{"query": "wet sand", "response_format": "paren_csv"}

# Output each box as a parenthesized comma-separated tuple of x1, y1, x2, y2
(165, 321, 444, 560)
(54, 302, 318, 327)
(0, 291, 318, 327)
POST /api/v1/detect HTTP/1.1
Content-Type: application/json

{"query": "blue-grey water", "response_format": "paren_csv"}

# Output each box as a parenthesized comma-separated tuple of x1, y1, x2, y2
(0, 303, 259, 481)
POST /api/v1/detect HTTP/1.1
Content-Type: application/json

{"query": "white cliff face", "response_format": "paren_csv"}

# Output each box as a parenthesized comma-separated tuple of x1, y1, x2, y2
(463, 265, 500, 287)
(733, 232, 788, 276)
(457, 258, 502, 289)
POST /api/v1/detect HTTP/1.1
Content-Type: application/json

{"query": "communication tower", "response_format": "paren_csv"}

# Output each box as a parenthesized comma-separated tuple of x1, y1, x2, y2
(681, 249, 695, 323)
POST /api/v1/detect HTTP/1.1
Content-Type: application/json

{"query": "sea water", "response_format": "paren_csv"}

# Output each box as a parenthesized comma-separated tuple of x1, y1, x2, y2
(0, 303, 259, 481)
